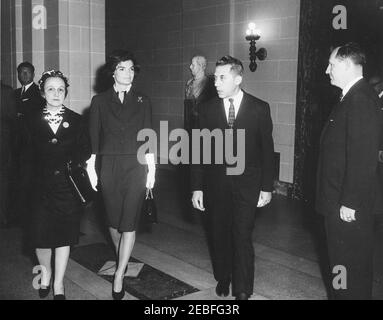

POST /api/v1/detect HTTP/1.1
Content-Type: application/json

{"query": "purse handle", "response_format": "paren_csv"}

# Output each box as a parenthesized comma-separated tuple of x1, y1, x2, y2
(145, 188, 153, 200)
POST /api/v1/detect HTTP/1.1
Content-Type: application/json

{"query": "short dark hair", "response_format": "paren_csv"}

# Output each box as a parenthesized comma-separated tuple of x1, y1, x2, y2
(106, 50, 140, 76)
(38, 70, 70, 97)
(216, 55, 244, 76)
(335, 42, 366, 66)
(17, 61, 35, 74)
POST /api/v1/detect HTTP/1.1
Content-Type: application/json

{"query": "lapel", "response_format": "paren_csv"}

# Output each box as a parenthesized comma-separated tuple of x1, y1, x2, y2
(108, 87, 124, 117)
(56, 107, 71, 138)
(217, 98, 229, 129)
(37, 109, 56, 139)
(234, 92, 249, 129)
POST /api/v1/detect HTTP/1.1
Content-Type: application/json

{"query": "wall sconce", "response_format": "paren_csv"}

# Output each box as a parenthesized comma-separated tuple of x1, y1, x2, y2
(245, 22, 267, 72)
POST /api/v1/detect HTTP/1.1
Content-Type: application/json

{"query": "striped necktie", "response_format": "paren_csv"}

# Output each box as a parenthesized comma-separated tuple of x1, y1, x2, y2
(228, 98, 235, 128)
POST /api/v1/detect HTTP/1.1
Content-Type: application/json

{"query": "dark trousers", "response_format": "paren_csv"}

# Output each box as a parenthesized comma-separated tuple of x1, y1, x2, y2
(206, 177, 257, 296)
(324, 210, 374, 300)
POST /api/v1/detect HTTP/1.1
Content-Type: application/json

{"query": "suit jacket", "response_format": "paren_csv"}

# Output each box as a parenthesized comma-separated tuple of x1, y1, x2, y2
(316, 79, 381, 216)
(14, 82, 44, 117)
(89, 87, 153, 162)
(191, 91, 275, 206)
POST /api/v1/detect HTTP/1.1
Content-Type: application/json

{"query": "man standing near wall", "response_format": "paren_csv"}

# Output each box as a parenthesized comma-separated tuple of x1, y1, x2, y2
(191, 56, 275, 300)
(316, 43, 382, 299)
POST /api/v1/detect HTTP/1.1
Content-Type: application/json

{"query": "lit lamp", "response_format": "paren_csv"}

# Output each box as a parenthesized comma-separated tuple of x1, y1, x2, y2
(245, 22, 267, 72)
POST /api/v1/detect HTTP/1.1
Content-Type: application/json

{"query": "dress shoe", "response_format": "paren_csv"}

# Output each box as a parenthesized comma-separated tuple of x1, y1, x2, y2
(112, 275, 125, 300)
(53, 294, 66, 300)
(235, 293, 249, 300)
(215, 281, 230, 297)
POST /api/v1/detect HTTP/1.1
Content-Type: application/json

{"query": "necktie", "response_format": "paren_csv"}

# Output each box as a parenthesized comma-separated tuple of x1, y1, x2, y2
(228, 98, 235, 128)
(118, 91, 125, 104)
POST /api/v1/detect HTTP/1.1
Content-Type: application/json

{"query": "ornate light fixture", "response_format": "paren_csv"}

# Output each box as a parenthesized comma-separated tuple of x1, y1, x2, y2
(245, 22, 267, 72)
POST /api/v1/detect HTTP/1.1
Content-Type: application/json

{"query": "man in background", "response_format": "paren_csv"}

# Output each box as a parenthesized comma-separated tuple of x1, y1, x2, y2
(316, 43, 382, 299)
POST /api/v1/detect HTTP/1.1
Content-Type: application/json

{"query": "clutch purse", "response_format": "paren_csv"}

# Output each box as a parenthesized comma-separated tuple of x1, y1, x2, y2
(66, 161, 96, 205)
(141, 188, 158, 224)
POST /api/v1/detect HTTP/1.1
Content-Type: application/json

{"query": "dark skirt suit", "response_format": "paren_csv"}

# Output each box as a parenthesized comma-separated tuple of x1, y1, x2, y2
(23, 107, 91, 249)
(89, 88, 153, 232)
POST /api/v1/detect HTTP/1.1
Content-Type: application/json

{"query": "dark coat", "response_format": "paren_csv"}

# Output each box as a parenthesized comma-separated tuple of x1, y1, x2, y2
(89, 87, 153, 162)
(191, 91, 275, 206)
(316, 79, 382, 216)
(22, 107, 91, 196)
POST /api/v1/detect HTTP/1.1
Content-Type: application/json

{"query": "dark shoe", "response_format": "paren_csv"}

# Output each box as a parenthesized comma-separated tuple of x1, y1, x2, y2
(53, 294, 66, 300)
(235, 293, 249, 300)
(215, 280, 230, 297)
(112, 275, 125, 300)
(38, 286, 51, 299)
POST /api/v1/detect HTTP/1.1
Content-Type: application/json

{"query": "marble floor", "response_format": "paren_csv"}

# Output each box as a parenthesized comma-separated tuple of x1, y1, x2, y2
(1, 167, 383, 300)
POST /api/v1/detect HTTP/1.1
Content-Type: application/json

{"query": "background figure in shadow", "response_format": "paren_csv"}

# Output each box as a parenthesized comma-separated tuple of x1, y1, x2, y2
(0, 82, 17, 227)
(180, 55, 216, 217)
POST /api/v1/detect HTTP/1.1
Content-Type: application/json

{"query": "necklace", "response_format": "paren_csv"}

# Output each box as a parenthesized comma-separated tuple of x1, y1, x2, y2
(43, 106, 65, 125)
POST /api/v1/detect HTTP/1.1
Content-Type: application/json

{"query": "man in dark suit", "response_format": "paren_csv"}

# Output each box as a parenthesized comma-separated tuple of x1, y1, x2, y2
(10, 62, 44, 227)
(0, 82, 17, 226)
(14, 62, 44, 117)
(191, 56, 275, 300)
(316, 43, 382, 299)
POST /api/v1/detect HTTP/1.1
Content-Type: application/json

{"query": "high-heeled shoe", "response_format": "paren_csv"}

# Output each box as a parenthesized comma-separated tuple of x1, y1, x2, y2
(112, 275, 125, 300)
(53, 294, 66, 300)
(38, 278, 52, 299)
(38, 285, 51, 299)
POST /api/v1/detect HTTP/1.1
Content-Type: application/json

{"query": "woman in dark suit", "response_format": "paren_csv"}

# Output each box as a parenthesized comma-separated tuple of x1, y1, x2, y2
(88, 50, 155, 300)
(23, 70, 91, 300)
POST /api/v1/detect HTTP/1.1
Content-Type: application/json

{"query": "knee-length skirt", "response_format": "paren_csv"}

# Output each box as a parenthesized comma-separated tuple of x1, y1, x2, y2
(99, 155, 146, 232)
(30, 170, 83, 249)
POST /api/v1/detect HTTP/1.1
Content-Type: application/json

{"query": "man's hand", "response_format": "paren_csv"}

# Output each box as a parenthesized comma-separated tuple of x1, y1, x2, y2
(192, 191, 205, 212)
(257, 191, 272, 208)
(340, 206, 356, 223)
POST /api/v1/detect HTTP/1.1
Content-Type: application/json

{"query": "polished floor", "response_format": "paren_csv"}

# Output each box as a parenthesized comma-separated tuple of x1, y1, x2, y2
(1, 168, 383, 300)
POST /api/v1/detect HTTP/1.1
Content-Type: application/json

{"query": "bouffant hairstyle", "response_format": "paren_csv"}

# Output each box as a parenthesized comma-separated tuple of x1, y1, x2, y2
(106, 50, 140, 77)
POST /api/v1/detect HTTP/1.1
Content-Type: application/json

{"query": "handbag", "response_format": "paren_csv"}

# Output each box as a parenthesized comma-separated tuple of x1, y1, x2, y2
(141, 188, 157, 224)
(66, 161, 96, 205)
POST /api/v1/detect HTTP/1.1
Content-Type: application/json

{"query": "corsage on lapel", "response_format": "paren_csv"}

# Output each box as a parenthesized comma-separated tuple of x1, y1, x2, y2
(138, 96, 143, 103)
(63, 122, 70, 129)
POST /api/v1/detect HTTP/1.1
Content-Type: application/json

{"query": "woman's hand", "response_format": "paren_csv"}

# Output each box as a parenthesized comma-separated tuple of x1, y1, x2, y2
(145, 153, 156, 189)
(86, 154, 98, 191)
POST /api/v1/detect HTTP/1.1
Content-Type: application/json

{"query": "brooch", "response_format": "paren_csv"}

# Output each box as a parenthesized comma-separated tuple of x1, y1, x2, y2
(63, 122, 70, 129)
(138, 97, 143, 103)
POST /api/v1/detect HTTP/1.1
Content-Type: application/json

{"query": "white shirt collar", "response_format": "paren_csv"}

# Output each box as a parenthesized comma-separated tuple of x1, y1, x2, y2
(342, 76, 363, 98)
(114, 84, 132, 94)
(23, 82, 34, 92)
(223, 90, 244, 120)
